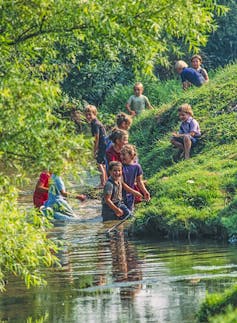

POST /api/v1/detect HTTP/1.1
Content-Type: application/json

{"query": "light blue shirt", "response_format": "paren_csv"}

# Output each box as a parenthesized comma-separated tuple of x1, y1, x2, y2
(44, 174, 65, 207)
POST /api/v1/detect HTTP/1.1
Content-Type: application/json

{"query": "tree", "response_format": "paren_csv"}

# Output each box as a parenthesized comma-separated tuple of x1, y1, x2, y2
(0, 0, 227, 291)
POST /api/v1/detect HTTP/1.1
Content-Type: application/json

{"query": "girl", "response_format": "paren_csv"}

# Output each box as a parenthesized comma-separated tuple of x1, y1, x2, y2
(33, 170, 51, 208)
(121, 144, 150, 210)
(116, 113, 133, 131)
(191, 54, 209, 83)
(102, 161, 143, 221)
(43, 174, 86, 221)
(106, 128, 129, 164)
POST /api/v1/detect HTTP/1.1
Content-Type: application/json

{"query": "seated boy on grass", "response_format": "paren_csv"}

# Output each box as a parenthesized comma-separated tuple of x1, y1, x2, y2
(171, 103, 201, 159)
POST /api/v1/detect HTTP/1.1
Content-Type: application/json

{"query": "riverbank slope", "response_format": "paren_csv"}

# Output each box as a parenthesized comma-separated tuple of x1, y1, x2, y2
(129, 63, 237, 240)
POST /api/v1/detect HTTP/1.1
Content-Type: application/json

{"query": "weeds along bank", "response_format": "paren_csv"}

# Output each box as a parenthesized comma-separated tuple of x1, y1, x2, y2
(125, 63, 237, 240)
(197, 284, 237, 323)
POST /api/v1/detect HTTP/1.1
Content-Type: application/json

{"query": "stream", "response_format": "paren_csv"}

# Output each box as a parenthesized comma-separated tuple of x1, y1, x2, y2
(0, 179, 237, 323)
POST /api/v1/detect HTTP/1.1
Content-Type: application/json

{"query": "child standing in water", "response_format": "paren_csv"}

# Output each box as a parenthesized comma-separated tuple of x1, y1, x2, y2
(102, 161, 142, 221)
(171, 104, 201, 159)
(106, 128, 129, 164)
(43, 173, 86, 220)
(121, 144, 150, 210)
(191, 55, 209, 83)
(126, 82, 153, 116)
(33, 170, 51, 208)
(85, 105, 107, 188)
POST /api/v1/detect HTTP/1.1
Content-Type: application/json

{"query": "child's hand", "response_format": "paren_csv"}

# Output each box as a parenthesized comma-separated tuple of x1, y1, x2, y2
(134, 191, 143, 199)
(130, 110, 136, 117)
(76, 194, 86, 201)
(116, 209, 124, 217)
(144, 192, 150, 202)
(172, 132, 178, 137)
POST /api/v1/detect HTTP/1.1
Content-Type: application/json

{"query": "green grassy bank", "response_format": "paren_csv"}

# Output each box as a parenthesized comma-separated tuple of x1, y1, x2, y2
(197, 285, 237, 322)
(125, 64, 237, 240)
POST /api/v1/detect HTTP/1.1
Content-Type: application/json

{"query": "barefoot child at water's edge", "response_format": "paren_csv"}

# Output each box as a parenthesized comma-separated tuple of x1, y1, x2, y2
(102, 161, 142, 222)
(85, 105, 107, 188)
(121, 144, 150, 211)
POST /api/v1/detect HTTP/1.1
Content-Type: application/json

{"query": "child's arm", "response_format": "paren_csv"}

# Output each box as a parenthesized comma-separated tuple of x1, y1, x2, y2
(126, 96, 136, 116)
(93, 133, 99, 157)
(122, 182, 143, 199)
(60, 190, 86, 201)
(126, 103, 136, 116)
(104, 194, 124, 217)
(136, 175, 150, 201)
(145, 97, 153, 110)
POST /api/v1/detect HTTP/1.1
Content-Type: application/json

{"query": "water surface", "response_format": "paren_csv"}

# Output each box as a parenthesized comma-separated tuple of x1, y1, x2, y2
(1, 190, 237, 323)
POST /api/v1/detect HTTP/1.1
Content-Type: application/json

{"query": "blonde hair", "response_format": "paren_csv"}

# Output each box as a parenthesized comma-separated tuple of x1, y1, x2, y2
(134, 82, 144, 90)
(178, 103, 194, 117)
(121, 144, 137, 159)
(84, 105, 97, 116)
(191, 54, 202, 63)
(116, 113, 132, 129)
(175, 60, 188, 70)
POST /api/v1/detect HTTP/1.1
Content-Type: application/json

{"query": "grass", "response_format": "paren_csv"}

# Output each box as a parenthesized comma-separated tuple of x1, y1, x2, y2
(119, 63, 237, 240)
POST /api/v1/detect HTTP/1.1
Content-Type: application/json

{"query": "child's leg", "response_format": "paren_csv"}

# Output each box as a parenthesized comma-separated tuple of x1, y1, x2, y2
(98, 163, 107, 187)
(183, 135, 192, 159)
(171, 138, 184, 151)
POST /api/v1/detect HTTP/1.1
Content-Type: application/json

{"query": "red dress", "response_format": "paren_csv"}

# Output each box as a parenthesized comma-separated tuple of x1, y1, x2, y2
(106, 145, 122, 163)
(33, 172, 51, 208)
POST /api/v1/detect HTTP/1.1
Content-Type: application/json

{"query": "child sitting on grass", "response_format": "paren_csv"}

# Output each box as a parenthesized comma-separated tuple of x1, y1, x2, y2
(191, 54, 209, 83)
(175, 60, 205, 90)
(85, 105, 107, 188)
(126, 82, 153, 116)
(121, 144, 150, 211)
(171, 103, 201, 159)
(102, 161, 142, 222)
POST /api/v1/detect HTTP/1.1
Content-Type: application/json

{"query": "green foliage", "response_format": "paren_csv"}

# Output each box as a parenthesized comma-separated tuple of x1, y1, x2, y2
(101, 77, 180, 115)
(0, 185, 59, 292)
(129, 64, 237, 239)
(202, 0, 237, 70)
(209, 306, 237, 323)
(197, 285, 237, 322)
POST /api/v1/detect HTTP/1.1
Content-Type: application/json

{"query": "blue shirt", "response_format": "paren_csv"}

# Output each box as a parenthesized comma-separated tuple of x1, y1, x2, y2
(44, 174, 66, 207)
(179, 117, 201, 137)
(181, 67, 205, 87)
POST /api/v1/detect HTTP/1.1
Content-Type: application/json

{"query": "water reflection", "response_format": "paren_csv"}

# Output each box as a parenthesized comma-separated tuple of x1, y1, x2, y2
(1, 195, 237, 322)
(109, 227, 142, 300)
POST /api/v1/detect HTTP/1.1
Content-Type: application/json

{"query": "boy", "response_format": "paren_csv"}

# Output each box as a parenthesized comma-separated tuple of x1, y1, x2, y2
(85, 105, 107, 188)
(171, 103, 201, 159)
(126, 82, 153, 116)
(175, 60, 205, 90)
(102, 161, 143, 221)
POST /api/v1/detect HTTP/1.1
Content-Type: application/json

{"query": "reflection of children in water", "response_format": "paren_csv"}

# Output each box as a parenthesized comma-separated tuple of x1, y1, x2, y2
(109, 227, 142, 299)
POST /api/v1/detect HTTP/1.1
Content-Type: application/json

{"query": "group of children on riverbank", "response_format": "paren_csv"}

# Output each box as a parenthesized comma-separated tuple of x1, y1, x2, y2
(34, 55, 208, 222)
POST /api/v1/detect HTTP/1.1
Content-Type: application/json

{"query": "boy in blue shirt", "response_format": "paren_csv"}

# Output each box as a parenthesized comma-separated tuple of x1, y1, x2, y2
(175, 60, 205, 90)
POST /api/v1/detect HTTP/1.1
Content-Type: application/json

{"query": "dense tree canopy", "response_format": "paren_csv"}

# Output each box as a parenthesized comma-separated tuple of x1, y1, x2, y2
(0, 0, 229, 291)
